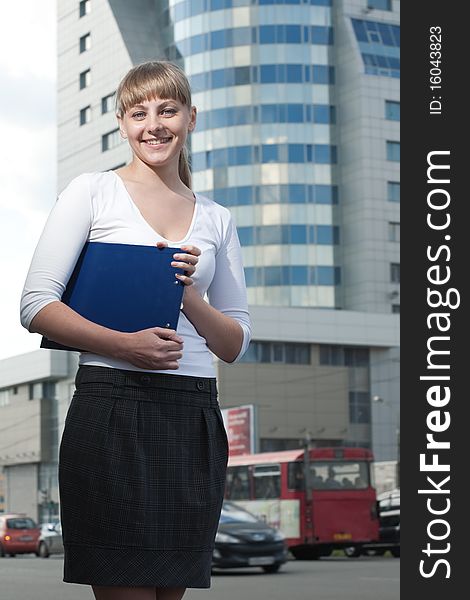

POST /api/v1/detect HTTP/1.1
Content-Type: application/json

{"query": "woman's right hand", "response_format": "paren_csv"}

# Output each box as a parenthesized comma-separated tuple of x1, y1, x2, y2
(118, 327, 184, 370)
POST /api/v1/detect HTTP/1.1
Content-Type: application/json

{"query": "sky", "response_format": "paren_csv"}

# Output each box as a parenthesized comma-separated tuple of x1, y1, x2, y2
(0, 2, 57, 360)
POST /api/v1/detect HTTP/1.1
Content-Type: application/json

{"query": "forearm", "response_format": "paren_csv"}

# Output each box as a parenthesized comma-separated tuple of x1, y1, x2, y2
(29, 301, 127, 359)
(181, 287, 244, 363)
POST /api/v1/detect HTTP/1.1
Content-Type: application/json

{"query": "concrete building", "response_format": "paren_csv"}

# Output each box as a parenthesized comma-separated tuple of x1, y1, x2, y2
(0, 351, 78, 522)
(0, 0, 400, 518)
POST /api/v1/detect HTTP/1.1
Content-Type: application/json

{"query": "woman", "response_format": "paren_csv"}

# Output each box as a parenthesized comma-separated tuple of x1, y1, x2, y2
(20, 61, 251, 600)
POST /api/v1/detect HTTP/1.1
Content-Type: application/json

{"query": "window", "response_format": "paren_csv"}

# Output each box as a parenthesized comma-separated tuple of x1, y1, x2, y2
(79, 105, 91, 125)
(253, 465, 281, 499)
(390, 263, 400, 283)
(351, 19, 400, 78)
(0, 390, 10, 407)
(102, 128, 122, 152)
(42, 382, 56, 399)
(387, 181, 400, 202)
(79, 33, 91, 53)
(349, 392, 371, 424)
(289, 461, 370, 490)
(29, 383, 42, 400)
(388, 221, 400, 242)
(225, 467, 250, 501)
(319, 345, 369, 367)
(79, 69, 91, 90)
(79, 0, 91, 17)
(317, 266, 336, 285)
(288, 462, 305, 490)
(344, 347, 369, 367)
(101, 92, 116, 114)
(385, 100, 400, 121)
(319, 345, 342, 366)
(239, 341, 311, 364)
(368, 0, 392, 9)
(6, 517, 37, 529)
(313, 105, 336, 124)
(386, 141, 400, 162)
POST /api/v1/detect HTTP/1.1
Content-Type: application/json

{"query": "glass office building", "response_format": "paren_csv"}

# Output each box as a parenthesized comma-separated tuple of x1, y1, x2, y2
(162, 0, 340, 309)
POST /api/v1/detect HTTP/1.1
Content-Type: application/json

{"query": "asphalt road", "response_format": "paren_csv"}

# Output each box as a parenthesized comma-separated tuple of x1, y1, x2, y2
(0, 554, 399, 600)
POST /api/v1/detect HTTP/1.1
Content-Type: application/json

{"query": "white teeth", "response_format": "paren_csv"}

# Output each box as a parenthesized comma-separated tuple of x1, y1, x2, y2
(144, 138, 171, 145)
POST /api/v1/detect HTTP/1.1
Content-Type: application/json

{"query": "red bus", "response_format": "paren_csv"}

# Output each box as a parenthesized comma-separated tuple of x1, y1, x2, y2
(225, 447, 379, 559)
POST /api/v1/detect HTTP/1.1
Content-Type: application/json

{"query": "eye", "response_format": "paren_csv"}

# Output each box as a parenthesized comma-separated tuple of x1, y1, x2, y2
(162, 108, 176, 116)
(132, 111, 146, 118)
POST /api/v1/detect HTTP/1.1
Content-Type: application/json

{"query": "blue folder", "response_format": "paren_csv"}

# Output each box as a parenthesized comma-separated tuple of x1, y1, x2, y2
(40, 241, 186, 352)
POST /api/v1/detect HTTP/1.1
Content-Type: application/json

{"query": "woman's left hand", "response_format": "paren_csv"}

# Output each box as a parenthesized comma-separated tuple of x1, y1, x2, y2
(156, 241, 201, 288)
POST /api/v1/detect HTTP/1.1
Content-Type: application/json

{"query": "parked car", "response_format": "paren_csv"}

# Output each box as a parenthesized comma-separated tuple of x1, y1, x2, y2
(0, 514, 41, 557)
(38, 521, 64, 558)
(344, 488, 400, 557)
(212, 501, 288, 573)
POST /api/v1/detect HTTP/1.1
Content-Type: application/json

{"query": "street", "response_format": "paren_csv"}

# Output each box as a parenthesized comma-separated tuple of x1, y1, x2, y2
(0, 554, 399, 599)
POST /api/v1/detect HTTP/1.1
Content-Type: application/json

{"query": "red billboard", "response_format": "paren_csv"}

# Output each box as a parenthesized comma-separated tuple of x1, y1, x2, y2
(220, 404, 255, 456)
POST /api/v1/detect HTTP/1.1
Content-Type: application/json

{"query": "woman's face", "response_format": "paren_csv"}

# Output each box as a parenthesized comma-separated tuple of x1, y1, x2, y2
(117, 95, 196, 171)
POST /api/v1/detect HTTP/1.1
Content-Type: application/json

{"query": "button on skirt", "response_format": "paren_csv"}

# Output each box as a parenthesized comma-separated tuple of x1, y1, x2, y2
(58, 365, 229, 588)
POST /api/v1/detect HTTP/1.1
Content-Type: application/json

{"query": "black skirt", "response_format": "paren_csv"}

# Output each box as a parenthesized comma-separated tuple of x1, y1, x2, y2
(58, 365, 229, 588)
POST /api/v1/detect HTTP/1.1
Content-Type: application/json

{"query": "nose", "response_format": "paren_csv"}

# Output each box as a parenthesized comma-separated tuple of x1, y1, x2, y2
(147, 114, 165, 133)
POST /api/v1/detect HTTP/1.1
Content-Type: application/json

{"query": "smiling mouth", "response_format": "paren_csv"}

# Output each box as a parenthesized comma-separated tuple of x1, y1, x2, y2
(142, 137, 172, 146)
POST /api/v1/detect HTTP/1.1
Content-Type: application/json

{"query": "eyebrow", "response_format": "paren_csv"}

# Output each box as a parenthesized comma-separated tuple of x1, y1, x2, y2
(130, 100, 177, 110)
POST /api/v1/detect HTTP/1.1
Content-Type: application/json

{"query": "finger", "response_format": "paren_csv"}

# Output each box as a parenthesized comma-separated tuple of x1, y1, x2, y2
(171, 261, 196, 273)
(153, 328, 184, 343)
(162, 340, 183, 352)
(156, 241, 168, 248)
(166, 350, 183, 360)
(175, 273, 193, 286)
(180, 245, 201, 256)
(172, 253, 199, 265)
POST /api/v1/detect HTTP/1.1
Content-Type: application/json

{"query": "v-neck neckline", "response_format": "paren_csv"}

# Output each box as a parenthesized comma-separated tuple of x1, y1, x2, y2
(110, 170, 199, 245)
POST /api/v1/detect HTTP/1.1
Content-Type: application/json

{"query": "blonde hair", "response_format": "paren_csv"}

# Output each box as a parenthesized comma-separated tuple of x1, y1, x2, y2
(115, 61, 193, 189)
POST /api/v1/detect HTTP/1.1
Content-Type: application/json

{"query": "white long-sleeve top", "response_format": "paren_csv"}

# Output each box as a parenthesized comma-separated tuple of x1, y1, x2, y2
(20, 170, 252, 377)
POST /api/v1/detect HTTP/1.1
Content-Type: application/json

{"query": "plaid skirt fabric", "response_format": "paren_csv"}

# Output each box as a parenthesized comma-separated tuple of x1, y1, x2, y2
(58, 365, 229, 588)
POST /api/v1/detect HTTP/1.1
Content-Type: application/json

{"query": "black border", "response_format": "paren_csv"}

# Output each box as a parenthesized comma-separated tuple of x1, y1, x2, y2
(402, 1, 467, 595)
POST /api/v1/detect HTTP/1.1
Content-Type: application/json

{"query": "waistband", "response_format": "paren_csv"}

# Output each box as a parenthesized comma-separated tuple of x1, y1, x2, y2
(74, 365, 218, 405)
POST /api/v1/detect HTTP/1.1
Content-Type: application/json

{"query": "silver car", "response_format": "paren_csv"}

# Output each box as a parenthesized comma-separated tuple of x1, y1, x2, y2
(38, 521, 63, 558)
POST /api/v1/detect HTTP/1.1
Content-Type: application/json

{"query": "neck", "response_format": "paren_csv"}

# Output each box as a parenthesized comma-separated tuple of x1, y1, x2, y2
(127, 157, 190, 196)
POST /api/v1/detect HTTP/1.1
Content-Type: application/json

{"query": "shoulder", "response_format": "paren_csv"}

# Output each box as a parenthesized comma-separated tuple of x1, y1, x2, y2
(58, 172, 117, 209)
(59, 170, 114, 194)
(195, 192, 241, 253)
(195, 191, 234, 231)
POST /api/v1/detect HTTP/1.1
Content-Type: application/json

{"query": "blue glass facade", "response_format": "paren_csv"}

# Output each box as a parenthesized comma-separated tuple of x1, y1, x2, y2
(196, 103, 335, 131)
(170, 25, 333, 57)
(189, 64, 335, 92)
(201, 184, 338, 207)
(168, 0, 339, 307)
(171, 0, 332, 21)
(192, 144, 337, 172)
(351, 19, 400, 78)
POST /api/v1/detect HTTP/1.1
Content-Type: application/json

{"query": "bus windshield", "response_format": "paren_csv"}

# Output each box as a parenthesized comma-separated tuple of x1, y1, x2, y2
(288, 460, 370, 490)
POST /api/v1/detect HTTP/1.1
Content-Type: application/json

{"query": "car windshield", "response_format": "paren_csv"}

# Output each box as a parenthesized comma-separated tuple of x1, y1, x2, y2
(219, 502, 260, 524)
(6, 518, 37, 529)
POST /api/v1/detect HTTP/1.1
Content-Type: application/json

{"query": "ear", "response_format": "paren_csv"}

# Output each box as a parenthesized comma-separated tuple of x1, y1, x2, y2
(188, 105, 197, 132)
(117, 115, 127, 139)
